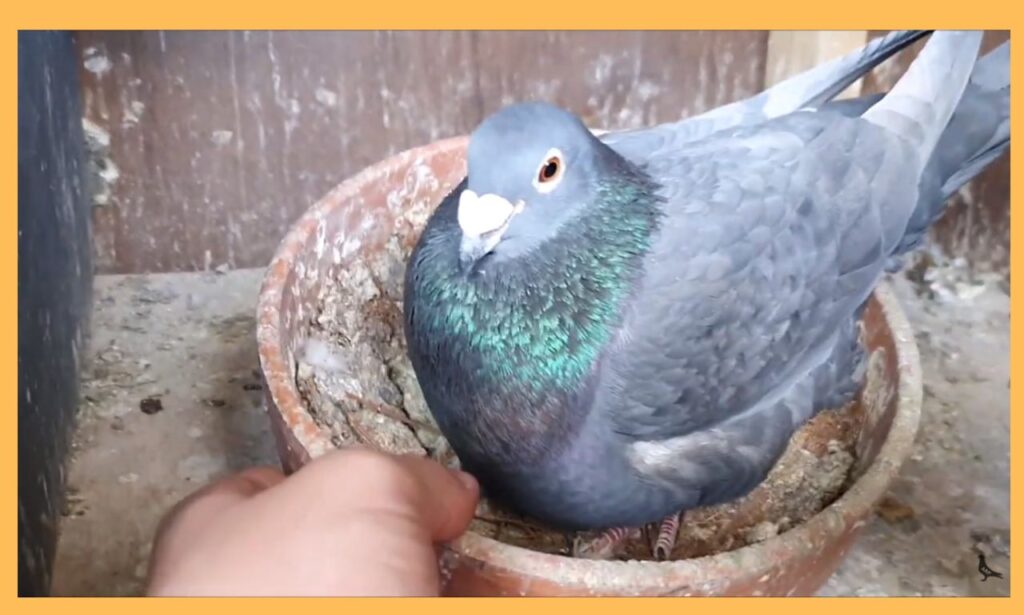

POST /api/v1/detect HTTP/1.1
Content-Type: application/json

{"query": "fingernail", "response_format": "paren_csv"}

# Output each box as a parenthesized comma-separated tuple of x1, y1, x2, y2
(453, 470, 478, 492)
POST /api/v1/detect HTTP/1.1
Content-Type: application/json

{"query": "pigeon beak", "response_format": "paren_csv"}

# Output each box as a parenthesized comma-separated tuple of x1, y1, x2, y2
(457, 189, 524, 269)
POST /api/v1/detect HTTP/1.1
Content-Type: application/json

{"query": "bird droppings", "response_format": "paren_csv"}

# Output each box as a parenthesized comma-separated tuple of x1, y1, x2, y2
(138, 396, 164, 415)
(315, 87, 339, 108)
(81, 118, 119, 208)
(82, 117, 111, 149)
(211, 130, 234, 146)
(294, 207, 868, 562)
(876, 496, 917, 524)
(82, 47, 112, 75)
(60, 489, 87, 519)
(124, 100, 146, 125)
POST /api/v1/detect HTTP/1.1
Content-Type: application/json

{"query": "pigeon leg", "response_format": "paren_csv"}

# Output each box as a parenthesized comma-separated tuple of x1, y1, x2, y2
(652, 512, 682, 561)
(571, 511, 685, 560)
(572, 526, 642, 560)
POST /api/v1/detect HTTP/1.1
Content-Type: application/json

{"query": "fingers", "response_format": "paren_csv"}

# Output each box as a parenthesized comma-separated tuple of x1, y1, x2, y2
(306, 447, 480, 543)
(232, 466, 288, 493)
(148, 451, 478, 597)
(388, 454, 480, 542)
(176, 449, 480, 549)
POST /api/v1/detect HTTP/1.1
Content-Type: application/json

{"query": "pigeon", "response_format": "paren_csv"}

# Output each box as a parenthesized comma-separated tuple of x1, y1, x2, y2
(403, 31, 1009, 559)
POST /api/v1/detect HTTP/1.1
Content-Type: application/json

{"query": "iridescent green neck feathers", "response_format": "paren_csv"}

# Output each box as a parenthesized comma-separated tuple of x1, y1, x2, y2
(417, 176, 661, 394)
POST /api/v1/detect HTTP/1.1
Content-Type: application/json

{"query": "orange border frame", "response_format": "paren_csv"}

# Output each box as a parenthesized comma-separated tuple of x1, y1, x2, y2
(5, 3, 1018, 608)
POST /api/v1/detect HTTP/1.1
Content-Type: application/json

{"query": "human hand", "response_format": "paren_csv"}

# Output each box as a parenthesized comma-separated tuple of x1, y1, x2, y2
(145, 447, 479, 596)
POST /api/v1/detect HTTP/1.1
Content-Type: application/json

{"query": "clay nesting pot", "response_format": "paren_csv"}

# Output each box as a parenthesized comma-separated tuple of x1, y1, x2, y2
(256, 136, 923, 596)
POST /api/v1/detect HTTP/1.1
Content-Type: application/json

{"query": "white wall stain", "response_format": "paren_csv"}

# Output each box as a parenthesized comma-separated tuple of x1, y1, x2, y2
(210, 130, 233, 146)
(89, 32, 997, 276)
(81, 118, 118, 207)
(314, 86, 338, 108)
(122, 100, 144, 126)
(225, 31, 248, 267)
(82, 46, 112, 76)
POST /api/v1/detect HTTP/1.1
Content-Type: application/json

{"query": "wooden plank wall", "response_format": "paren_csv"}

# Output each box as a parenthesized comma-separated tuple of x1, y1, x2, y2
(76, 30, 1011, 276)
(76, 31, 769, 274)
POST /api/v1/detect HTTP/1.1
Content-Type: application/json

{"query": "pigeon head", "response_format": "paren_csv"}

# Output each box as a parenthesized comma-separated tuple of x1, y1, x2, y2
(459, 102, 625, 269)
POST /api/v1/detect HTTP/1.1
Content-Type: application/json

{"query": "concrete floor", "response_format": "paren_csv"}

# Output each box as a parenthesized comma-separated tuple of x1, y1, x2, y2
(51, 262, 1009, 597)
(819, 263, 1010, 597)
(51, 269, 279, 596)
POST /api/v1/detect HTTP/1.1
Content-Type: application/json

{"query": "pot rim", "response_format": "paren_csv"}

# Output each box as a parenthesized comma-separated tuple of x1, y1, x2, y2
(256, 136, 923, 593)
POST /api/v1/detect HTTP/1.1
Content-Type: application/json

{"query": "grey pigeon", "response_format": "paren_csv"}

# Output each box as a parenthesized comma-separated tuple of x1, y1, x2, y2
(403, 31, 1009, 557)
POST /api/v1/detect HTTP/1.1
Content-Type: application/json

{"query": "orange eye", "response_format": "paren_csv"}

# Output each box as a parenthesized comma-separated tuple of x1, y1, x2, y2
(538, 156, 562, 183)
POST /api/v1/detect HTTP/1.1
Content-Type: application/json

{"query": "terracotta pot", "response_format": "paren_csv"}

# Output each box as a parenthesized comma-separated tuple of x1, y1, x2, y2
(256, 136, 923, 597)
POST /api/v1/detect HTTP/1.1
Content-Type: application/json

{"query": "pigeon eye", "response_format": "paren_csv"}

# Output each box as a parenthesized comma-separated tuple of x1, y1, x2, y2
(533, 148, 565, 194)
(539, 157, 561, 182)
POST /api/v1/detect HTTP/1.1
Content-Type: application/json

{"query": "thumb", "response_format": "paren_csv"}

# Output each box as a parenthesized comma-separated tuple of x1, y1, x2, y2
(389, 454, 480, 543)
